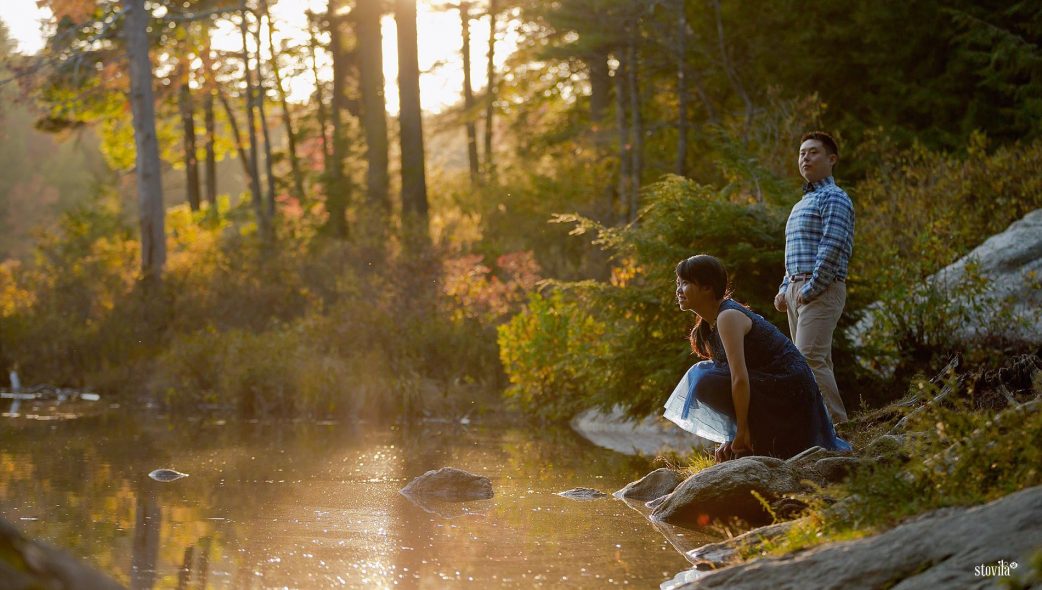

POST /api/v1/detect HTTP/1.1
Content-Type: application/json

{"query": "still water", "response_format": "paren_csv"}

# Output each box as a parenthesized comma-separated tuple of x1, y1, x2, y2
(0, 408, 714, 588)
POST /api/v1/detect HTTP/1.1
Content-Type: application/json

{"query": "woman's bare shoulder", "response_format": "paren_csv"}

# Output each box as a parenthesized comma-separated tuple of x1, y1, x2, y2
(717, 308, 752, 334)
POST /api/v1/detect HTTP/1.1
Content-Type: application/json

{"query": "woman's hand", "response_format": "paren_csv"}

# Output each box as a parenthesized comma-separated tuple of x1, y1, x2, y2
(731, 428, 752, 457)
(714, 441, 733, 463)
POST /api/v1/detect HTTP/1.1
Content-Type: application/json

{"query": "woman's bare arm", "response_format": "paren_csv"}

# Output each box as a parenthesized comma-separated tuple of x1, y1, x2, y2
(717, 309, 753, 454)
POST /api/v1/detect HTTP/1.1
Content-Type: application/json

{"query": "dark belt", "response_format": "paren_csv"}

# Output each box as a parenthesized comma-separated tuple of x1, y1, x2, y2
(788, 273, 845, 283)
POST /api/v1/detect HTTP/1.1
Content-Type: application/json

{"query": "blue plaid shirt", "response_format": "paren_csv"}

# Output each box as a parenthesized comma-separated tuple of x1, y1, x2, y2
(778, 176, 855, 301)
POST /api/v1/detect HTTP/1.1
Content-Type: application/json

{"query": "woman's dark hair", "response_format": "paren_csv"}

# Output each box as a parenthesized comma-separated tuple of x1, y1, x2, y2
(676, 254, 731, 359)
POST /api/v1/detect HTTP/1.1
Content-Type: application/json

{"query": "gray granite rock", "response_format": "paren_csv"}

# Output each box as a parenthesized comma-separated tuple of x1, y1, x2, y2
(850, 208, 1042, 375)
(811, 456, 862, 483)
(686, 519, 804, 569)
(400, 467, 493, 501)
(615, 468, 685, 501)
(570, 406, 708, 456)
(0, 518, 124, 590)
(646, 495, 669, 509)
(864, 434, 908, 460)
(651, 457, 804, 527)
(784, 446, 829, 469)
(556, 487, 608, 500)
(671, 484, 1042, 590)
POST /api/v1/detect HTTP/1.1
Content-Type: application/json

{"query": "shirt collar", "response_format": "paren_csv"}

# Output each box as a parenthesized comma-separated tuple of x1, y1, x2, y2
(803, 175, 836, 194)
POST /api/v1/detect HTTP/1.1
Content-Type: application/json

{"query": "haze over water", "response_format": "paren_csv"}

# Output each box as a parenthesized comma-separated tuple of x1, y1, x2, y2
(0, 409, 707, 588)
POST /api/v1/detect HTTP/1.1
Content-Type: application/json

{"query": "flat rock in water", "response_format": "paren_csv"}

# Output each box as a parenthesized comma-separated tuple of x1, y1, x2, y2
(148, 468, 189, 482)
(556, 487, 608, 500)
(615, 468, 684, 501)
(671, 484, 1042, 589)
(651, 457, 803, 527)
(570, 406, 707, 456)
(400, 467, 493, 502)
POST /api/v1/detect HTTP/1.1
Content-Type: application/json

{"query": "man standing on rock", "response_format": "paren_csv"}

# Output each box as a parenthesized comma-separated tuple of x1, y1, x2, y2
(774, 131, 854, 424)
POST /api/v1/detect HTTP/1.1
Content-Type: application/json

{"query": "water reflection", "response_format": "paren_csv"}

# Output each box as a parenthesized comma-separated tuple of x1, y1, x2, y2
(0, 412, 708, 588)
(131, 481, 160, 590)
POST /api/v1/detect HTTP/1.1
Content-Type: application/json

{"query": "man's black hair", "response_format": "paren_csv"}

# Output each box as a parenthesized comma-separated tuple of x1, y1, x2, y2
(800, 131, 839, 157)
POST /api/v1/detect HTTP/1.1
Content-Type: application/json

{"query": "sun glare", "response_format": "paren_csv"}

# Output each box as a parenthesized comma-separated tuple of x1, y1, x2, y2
(2, 0, 52, 54)
(1, 0, 516, 114)
(251, 0, 516, 113)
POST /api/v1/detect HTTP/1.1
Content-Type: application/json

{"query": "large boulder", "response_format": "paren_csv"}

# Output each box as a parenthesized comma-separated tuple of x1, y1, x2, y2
(399, 467, 493, 501)
(614, 468, 685, 502)
(850, 208, 1042, 371)
(570, 406, 708, 456)
(671, 484, 1042, 590)
(0, 518, 124, 590)
(651, 457, 804, 527)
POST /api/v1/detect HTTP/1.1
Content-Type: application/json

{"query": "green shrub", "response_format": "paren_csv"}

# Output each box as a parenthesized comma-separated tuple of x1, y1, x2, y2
(849, 133, 1042, 385)
(499, 175, 787, 419)
(0, 189, 508, 419)
(497, 290, 606, 420)
(854, 260, 1033, 379)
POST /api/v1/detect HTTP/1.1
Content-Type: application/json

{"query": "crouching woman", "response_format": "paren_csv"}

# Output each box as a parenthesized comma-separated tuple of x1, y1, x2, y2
(663, 254, 851, 461)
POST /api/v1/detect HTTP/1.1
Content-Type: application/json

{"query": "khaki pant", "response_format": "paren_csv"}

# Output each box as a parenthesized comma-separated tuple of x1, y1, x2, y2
(785, 280, 848, 423)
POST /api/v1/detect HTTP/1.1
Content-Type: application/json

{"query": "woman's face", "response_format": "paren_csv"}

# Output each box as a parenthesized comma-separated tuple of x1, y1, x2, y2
(676, 275, 709, 312)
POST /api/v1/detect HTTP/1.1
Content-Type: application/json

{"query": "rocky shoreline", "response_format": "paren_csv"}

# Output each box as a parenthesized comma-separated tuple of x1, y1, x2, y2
(571, 353, 1042, 589)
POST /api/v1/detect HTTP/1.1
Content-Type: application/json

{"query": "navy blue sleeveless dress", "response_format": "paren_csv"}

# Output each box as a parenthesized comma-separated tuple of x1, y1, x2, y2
(663, 298, 850, 459)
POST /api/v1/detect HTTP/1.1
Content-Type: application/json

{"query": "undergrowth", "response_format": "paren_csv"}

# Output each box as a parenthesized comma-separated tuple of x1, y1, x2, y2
(751, 374, 1042, 558)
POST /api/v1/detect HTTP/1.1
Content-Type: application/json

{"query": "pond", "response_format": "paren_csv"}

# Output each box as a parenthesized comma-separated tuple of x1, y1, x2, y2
(0, 407, 716, 588)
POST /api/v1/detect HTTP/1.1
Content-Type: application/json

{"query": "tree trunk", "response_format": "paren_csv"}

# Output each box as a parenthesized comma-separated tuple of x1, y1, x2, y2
(203, 90, 217, 205)
(253, 11, 277, 218)
(460, 1, 479, 185)
(691, 69, 719, 125)
(626, 33, 643, 222)
(675, 0, 688, 177)
(483, 0, 496, 177)
(613, 55, 631, 224)
(239, 2, 269, 238)
(325, 0, 350, 239)
(123, 0, 165, 278)
(178, 53, 201, 211)
(711, 0, 753, 140)
(215, 84, 252, 182)
(307, 10, 332, 169)
(355, 0, 390, 237)
(262, 0, 306, 204)
(395, 0, 430, 247)
(588, 53, 610, 124)
(201, 31, 218, 205)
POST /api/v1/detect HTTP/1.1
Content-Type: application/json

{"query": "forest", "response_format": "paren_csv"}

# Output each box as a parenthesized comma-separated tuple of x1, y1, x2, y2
(0, 0, 1040, 421)
(3, 1, 1042, 588)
